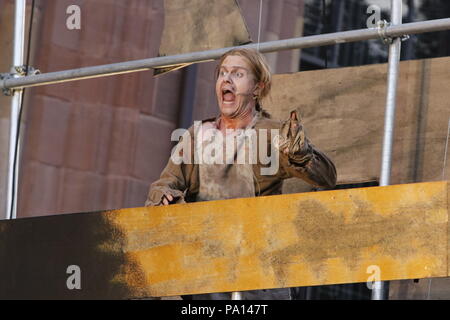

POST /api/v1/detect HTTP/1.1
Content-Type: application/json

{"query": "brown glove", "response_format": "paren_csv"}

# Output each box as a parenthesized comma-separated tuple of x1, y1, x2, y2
(145, 187, 186, 206)
(278, 109, 312, 165)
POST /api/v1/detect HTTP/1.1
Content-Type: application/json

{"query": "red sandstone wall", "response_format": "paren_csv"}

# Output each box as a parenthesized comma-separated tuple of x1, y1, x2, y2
(12, 0, 304, 217)
(18, 0, 179, 216)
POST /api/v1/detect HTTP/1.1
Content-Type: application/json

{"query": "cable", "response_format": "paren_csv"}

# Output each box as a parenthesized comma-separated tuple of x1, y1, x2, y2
(9, 0, 35, 219)
(442, 117, 450, 180)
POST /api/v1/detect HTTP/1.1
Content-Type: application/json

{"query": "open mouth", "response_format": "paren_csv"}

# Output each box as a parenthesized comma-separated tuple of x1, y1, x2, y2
(222, 88, 236, 103)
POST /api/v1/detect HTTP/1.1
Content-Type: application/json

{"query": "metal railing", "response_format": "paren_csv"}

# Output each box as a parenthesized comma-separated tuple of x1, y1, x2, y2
(2, 18, 450, 92)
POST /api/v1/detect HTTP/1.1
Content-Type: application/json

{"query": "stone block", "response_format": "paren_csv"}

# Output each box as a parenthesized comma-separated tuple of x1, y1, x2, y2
(106, 107, 139, 176)
(64, 103, 107, 171)
(132, 114, 176, 182)
(58, 168, 106, 214)
(17, 161, 62, 218)
(152, 70, 183, 122)
(25, 95, 71, 167)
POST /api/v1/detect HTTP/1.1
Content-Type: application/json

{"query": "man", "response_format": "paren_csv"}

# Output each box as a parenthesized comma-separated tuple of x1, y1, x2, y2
(146, 48, 337, 299)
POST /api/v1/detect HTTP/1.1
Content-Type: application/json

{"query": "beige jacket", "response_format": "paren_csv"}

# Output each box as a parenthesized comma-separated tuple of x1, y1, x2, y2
(145, 110, 337, 206)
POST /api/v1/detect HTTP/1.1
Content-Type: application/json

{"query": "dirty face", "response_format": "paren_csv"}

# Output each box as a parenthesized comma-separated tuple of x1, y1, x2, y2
(215, 55, 257, 119)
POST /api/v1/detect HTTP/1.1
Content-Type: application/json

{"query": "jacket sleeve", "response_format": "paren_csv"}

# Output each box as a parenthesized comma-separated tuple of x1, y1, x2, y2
(278, 109, 337, 189)
(145, 129, 197, 206)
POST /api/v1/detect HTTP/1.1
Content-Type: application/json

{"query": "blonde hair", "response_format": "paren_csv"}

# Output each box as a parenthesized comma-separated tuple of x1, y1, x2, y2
(215, 48, 272, 109)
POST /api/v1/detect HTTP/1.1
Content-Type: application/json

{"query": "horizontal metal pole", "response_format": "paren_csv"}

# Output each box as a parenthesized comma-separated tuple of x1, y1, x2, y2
(1, 18, 450, 91)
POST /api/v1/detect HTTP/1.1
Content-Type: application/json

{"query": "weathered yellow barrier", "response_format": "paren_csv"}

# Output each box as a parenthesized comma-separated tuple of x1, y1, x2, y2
(0, 181, 448, 299)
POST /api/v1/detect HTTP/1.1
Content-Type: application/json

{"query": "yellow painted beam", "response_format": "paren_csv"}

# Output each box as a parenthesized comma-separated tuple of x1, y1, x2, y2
(0, 181, 448, 299)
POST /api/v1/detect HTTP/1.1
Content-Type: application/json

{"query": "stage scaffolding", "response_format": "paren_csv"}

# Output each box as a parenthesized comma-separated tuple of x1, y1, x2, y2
(2, 0, 450, 300)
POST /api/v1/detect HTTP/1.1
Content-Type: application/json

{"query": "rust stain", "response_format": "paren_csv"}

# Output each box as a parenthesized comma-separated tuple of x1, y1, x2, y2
(103, 182, 449, 296)
(110, 208, 244, 295)
(260, 193, 446, 287)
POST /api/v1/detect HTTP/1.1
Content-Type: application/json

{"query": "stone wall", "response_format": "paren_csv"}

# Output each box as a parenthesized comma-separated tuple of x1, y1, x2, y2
(1, 0, 305, 217)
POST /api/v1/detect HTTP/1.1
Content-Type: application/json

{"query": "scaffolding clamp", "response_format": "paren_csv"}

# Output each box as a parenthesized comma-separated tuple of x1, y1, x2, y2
(377, 20, 410, 45)
(0, 65, 40, 96)
(0, 73, 13, 96)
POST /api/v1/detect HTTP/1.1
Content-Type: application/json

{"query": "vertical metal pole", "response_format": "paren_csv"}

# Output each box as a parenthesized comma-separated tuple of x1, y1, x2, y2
(231, 291, 242, 300)
(372, 0, 403, 300)
(6, 0, 26, 220)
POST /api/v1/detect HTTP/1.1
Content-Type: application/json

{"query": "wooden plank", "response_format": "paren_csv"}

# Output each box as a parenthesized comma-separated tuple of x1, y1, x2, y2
(156, 0, 251, 75)
(0, 181, 448, 299)
(390, 183, 450, 300)
(262, 57, 450, 191)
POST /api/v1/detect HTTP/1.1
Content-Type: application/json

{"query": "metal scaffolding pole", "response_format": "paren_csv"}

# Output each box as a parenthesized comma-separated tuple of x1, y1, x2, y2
(5, 0, 26, 220)
(1, 18, 450, 92)
(372, 0, 403, 301)
(231, 292, 242, 300)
